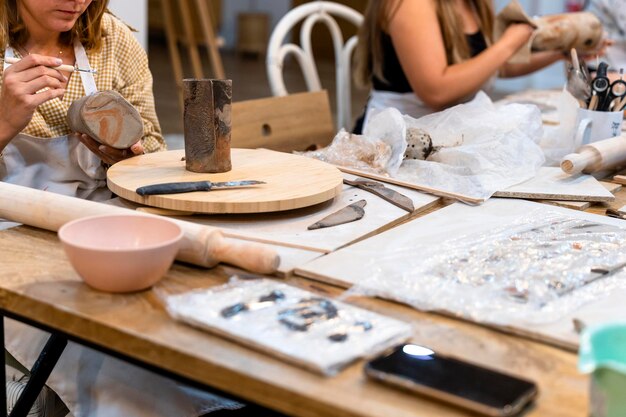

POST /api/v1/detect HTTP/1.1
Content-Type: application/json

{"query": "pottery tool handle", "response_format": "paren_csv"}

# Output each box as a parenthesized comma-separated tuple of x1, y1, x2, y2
(0, 182, 279, 274)
(5, 56, 77, 73)
(561, 135, 626, 175)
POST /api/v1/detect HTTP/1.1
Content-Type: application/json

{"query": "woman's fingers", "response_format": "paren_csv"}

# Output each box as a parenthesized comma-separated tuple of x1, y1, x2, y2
(130, 142, 144, 155)
(76, 134, 141, 165)
(13, 65, 67, 84)
(76, 133, 116, 165)
(5, 55, 67, 84)
(28, 89, 66, 108)
(21, 75, 65, 95)
(6, 54, 64, 72)
(97, 144, 131, 163)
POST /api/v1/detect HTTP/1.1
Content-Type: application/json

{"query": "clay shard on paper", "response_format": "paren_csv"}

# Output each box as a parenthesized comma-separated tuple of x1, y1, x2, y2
(307, 200, 367, 230)
(404, 127, 433, 161)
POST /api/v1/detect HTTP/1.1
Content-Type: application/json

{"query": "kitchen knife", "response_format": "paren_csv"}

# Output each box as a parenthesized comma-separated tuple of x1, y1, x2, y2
(343, 178, 415, 212)
(136, 180, 265, 196)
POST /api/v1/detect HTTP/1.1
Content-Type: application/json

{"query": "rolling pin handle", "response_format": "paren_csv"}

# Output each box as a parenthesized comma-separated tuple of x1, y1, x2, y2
(561, 153, 588, 175)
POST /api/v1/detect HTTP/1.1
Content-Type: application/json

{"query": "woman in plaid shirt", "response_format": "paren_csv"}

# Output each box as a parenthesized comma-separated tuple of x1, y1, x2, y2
(0, 1, 246, 416)
(0, 0, 166, 201)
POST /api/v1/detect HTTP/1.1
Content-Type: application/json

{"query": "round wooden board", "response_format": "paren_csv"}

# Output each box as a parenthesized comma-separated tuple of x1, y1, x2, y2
(107, 149, 343, 213)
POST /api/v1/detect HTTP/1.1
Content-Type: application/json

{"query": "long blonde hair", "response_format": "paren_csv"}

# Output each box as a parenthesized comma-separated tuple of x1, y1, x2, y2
(0, 0, 110, 52)
(354, 0, 495, 88)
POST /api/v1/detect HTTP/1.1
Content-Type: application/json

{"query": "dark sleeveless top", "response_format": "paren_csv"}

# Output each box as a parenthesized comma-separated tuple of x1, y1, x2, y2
(372, 31, 488, 93)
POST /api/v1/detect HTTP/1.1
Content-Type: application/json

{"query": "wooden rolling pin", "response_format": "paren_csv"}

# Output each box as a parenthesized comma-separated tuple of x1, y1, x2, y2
(0, 182, 280, 274)
(561, 135, 626, 175)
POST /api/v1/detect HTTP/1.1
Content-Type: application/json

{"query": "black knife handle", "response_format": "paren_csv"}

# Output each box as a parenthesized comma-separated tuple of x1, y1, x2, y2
(136, 182, 211, 196)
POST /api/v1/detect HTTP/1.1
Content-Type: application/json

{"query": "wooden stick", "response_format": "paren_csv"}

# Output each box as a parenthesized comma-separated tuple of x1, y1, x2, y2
(588, 92, 599, 111)
(5, 57, 95, 74)
(194, 0, 225, 79)
(0, 182, 279, 274)
(338, 166, 485, 205)
(160, 0, 185, 107)
(179, 0, 204, 79)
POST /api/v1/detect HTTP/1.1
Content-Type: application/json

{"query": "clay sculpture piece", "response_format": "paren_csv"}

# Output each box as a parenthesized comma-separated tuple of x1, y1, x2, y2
(67, 90, 144, 149)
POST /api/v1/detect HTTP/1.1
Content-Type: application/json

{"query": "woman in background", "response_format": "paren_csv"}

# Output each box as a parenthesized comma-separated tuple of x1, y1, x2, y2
(353, 0, 567, 131)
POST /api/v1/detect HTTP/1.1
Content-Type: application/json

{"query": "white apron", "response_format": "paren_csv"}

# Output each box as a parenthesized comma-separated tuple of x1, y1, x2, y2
(1, 44, 241, 417)
(363, 77, 496, 129)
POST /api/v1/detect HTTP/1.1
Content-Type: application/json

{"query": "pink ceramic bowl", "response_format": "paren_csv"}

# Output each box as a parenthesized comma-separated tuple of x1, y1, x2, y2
(58, 214, 183, 293)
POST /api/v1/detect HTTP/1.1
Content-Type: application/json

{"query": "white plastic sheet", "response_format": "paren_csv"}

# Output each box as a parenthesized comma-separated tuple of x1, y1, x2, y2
(394, 92, 545, 201)
(298, 108, 407, 176)
(347, 211, 626, 326)
(301, 92, 546, 202)
(164, 279, 411, 375)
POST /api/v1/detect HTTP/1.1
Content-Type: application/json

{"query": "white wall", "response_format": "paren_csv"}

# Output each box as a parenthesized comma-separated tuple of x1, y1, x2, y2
(108, 0, 148, 50)
(221, 0, 291, 50)
(493, 0, 567, 92)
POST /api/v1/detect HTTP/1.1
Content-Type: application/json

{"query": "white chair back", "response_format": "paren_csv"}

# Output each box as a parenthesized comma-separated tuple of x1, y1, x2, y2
(266, 1, 363, 131)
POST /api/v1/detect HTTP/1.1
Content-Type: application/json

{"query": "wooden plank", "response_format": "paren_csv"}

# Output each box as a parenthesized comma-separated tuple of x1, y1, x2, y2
(538, 200, 591, 211)
(112, 173, 440, 254)
(338, 167, 485, 205)
(0, 225, 589, 417)
(295, 199, 626, 350)
(601, 181, 623, 193)
(338, 167, 614, 205)
(107, 149, 344, 214)
(614, 204, 626, 215)
(493, 167, 615, 202)
(538, 181, 620, 210)
(231, 91, 335, 152)
(613, 175, 626, 185)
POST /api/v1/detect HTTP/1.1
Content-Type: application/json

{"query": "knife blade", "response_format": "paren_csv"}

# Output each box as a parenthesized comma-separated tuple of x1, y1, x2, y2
(136, 180, 265, 196)
(343, 177, 414, 212)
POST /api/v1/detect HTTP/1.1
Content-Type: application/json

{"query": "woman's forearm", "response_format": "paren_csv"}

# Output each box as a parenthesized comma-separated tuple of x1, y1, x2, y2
(411, 39, 524, 109)
(0, 118, 17, 153)
(499, 51, 564, 78)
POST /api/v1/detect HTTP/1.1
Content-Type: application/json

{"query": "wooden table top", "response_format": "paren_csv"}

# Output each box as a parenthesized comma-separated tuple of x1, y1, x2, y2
(3, 180, 625, 417)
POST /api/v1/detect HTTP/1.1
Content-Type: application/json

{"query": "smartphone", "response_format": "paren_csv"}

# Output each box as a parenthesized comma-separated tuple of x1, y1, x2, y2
(365, 344, 538, 417)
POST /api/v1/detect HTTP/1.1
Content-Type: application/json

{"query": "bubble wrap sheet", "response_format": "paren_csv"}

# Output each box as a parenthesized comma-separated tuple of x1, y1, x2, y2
(165, 279, 411, 375)
(348, 211, 626, 326)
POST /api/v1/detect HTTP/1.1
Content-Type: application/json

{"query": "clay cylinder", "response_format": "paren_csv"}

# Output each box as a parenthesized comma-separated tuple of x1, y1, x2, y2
(183, 79, 232, 173)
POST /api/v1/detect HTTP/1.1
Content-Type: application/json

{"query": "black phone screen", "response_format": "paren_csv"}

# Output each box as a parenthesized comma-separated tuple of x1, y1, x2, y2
(366, 344, 537, 410)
